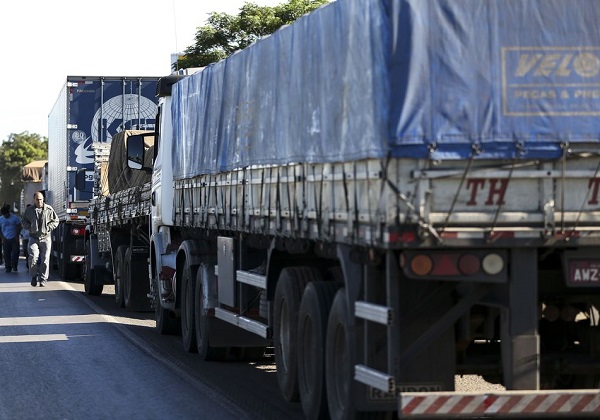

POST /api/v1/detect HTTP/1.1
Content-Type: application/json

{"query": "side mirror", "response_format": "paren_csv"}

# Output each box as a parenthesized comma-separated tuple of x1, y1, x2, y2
(127, 134, 153, 173)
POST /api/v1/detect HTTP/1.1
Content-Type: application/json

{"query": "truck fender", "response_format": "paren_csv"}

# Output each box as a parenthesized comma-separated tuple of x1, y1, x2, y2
(177, 240, 207, 269)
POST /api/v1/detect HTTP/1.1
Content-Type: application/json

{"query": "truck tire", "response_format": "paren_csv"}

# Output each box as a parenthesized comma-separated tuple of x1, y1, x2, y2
(194, 264, 227, 361)
(298, 281, 342, 420)
(114, 246, 127, 308)
(153, 272, 181, 336)
(83, 253, 104, 296)
(274, 266, 322, 402)
(181, 258, 198, 353)
(124, 247, 152, 312)
(326, 289, 354, 420)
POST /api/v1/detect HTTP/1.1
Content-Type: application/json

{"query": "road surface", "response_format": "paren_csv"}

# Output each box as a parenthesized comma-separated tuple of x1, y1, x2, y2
(0, 257, 302, 419)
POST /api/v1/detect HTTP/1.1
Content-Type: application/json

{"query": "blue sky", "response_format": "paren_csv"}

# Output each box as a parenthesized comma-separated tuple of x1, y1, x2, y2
(0, 0, 280, 142)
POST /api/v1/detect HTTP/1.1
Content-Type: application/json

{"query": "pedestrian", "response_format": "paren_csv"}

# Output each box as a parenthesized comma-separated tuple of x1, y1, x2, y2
(0, 205, 22, 273)
(21, 192, 59, 287)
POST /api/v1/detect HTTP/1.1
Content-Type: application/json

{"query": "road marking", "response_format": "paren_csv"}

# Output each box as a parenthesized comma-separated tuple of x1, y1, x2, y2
(0, 334, 68, 343)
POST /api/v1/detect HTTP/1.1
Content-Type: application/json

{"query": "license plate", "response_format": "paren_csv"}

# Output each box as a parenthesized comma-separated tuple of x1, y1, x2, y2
(566, 259, 600, 286)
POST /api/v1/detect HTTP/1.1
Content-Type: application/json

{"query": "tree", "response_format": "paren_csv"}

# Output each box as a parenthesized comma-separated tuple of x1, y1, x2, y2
(176, 0, 329, 70)
(0, 132, 48, 210)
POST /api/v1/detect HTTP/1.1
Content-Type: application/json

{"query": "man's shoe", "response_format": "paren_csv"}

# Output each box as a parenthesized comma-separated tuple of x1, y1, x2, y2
(30, 276, 37, 287)
(39, 281, 46, 287)
(12, 267, 17, 272)
(5, 268, 10, 273)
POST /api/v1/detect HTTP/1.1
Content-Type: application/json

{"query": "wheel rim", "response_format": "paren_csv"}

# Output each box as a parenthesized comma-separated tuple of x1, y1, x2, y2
(279, 300, 291, 373)
(332, 323, 348, 411)
(115, 270, 121, 301)
(183, 270, 193, 334)
(124, 259, 131, 301)
(153, 274, 162, 321)
(197, 279, 206, 344)
(300, 315, 314, 395)
(84, 259, 91, 291)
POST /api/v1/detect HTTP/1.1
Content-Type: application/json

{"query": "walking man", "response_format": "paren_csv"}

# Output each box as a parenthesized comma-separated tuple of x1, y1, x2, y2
(21, 192, 59, 287)
(0, 205, 22, 273)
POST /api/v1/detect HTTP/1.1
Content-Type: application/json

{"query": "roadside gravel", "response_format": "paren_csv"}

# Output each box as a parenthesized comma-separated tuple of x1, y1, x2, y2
(455, 375, 506, 392)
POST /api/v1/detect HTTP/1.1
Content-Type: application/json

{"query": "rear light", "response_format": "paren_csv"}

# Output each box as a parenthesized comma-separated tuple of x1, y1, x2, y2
(561, 305, 579, 322)
(482, 253, 503, 275)
(404, 251, 506, 280)
(410, 255, 433, 276)
(71, 227, 85, 236)
(458, 254, 480, 275)
(541, 304, 579, 323)
(542, 304, 560, 322)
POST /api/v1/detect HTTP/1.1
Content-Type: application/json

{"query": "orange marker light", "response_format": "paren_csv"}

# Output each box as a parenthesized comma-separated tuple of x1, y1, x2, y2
(410, 255, 433, 276)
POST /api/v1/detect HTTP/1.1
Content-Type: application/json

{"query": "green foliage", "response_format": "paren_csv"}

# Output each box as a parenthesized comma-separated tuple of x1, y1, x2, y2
(176, 0, 329, 70)
(0, 132, 48, 209)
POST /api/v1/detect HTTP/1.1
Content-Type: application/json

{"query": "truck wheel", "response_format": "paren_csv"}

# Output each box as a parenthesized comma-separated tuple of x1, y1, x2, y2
(181, 259, 198, 353)
(114, 246, 127, 308)
(153, 272, 180, 335)
(298, 281, 342, 420)
(124, 248, 152, 312)
(84, 255, 103, 296)
(326, 289, 355, 420)
(274, 266, 322, 402)
(194, 264, 227, 361)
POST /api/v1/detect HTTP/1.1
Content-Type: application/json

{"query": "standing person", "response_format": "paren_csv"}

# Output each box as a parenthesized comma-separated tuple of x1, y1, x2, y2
(0, 205, 22, 273)
(21, 192, 59, 287)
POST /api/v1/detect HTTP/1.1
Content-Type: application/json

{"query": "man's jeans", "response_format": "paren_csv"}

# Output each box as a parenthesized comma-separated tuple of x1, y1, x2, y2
(29, 236, 51, 282)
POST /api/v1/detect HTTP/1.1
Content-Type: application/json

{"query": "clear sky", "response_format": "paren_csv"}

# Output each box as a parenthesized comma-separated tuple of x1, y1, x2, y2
(0, 0, 281, 142)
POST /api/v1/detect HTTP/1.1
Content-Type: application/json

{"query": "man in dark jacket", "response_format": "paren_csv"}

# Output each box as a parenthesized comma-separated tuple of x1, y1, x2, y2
(21, 192, 59, 287)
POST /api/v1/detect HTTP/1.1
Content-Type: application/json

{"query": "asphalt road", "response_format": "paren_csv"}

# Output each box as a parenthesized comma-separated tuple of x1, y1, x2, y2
(0, 256, 303, 420)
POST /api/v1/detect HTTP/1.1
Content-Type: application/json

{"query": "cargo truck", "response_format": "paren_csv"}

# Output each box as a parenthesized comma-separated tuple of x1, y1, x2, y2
(82, 129, 155, 309)
(85, 0, 600, 418)
(48, 76, 159, 280)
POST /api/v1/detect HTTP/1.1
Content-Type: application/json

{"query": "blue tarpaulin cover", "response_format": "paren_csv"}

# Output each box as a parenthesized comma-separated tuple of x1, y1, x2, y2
(172, 0, 600, 179)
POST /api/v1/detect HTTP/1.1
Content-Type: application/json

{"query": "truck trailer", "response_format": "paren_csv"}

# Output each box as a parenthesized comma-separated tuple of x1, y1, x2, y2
(85, 0, 600, 418)
(48, 76, 159, 280)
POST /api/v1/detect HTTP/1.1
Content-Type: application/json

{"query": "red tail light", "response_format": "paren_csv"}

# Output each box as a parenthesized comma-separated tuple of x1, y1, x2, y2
(458, 254, 480, 275)
(71, 227, 85, 236)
